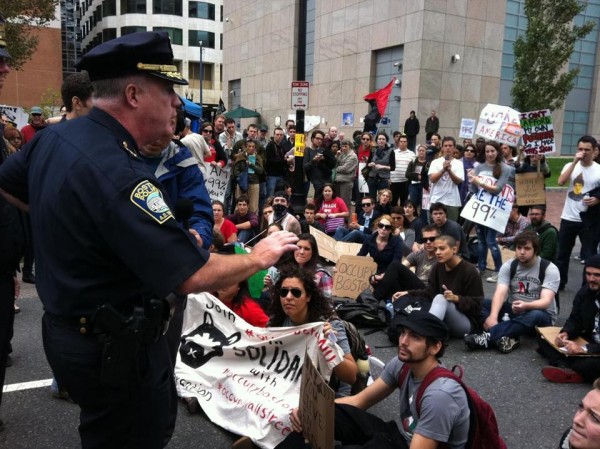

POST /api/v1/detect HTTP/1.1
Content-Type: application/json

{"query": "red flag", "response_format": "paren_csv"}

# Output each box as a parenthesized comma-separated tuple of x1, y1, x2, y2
(363, 77, 396, 117)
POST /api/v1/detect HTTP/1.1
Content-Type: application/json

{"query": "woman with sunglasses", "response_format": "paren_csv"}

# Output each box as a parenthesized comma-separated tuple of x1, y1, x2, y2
(268, 268, 357, 392)
(199, 121, 227, 169)
(468, 140, 511, 283)
(356, 133, 373, 202)
(390, 207, 416, 252)
(460, 143, 479, 206)
(393, 235, 483, 337)
(358, 215, 406, 275)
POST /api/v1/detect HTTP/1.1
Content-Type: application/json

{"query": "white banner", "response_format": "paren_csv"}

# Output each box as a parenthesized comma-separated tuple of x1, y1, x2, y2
(460, 177, 514, 233)
(0, 105, 29, 129)
(203, 162, 231, 202)
(175, 293, 344, 449)
(475, 103, 522, 146)
(358, 162, 369, 193)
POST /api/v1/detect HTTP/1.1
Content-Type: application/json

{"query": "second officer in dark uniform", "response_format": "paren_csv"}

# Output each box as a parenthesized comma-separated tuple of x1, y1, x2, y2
(0, 32, 298, 448)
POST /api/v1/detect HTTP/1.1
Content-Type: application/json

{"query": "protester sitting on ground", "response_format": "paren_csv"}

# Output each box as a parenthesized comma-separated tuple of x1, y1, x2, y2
(403, 199, 424, 243)
(426, 202, 469, 259)
(465, 232, 559, 354)
(284, 310, 471, 449)
(558, 378, 600, 448)
(215, 278, 268, 328)
(299, 203, 325, 233)
(259, 199, 274, 236)
(374, 188, 393, 215)
(264, 233, 333, 301)
(269, 191, 301, 235)
(496, 204, 530, 250)
(393, 235, 484, 337)
(358, 215, 406, 275)
(333, 195, 380, 243)
(267, 268, 357, 394)
(266, 222, 283, 236)
(212, 200, 238, 243)
(390, 207, 415, 253)
(227, 194, 259, 245)
(314, 183, 350, 236)
(372, 225, 440, 300)
(538, 255, 600, 384)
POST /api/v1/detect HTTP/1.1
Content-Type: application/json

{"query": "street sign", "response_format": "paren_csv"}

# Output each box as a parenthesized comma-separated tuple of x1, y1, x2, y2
(291, 81, 309, 111)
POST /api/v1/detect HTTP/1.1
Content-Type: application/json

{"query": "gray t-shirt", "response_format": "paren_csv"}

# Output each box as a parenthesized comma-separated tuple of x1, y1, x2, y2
(381, 357, 469, 448)
(498, 257, 559, 321)
(406, 250, 437, 286)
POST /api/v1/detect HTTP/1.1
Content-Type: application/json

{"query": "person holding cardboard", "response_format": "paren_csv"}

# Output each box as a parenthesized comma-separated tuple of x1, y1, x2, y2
(538, 254, 600, 383)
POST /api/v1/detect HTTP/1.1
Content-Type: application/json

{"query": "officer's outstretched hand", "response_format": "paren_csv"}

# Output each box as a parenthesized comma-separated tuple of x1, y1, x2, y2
(251, 231, 299, 269)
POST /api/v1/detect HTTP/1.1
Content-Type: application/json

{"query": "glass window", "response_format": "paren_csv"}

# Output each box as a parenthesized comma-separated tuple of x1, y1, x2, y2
(189, 1, 215, 20)
(121, 26, 147, 35)
(153, 0, 182, 15)
(505, 14, 518, 28)
(575, 111, 589, 122)
(103, 0, 116, 16)
(189, 30, 215, 48)
(121, 0, 146, 14)
(102, 28, 117, 42)
(153, 27, 182, 45)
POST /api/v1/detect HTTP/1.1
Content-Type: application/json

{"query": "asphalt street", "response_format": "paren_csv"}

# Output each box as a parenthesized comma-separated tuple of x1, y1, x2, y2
(0, 243, 590, 449)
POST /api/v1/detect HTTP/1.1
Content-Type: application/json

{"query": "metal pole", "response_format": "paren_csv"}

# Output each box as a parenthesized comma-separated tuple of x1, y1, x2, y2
(199, 40, 203, 120)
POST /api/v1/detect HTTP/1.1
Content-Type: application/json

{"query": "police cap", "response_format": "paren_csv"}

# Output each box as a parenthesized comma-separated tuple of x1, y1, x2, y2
(0, 16, 10, 59)
(76, 31, 188, 85)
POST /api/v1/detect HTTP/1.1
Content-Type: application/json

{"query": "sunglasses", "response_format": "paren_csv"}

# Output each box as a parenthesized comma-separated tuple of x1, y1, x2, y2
(361, 203, 372, 207)
(378, 223, 393, 230)
(361, 138, 370, 141)
(464, 149, 475, 153)
(280, 287, 303, 298)
(423, 236, 437, 242)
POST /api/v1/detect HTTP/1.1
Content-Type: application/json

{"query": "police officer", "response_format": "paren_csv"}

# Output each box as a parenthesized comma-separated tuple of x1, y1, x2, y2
(0, 32, 297, 448)
(0, 16, 26, 434)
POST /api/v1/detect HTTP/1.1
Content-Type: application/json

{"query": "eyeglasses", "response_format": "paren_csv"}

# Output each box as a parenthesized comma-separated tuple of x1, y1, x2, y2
(202, 129, 213, 133)
(423, 237, 437, 243)
(280, 287, 303, 298)
(378, 223, 393, 230)
(361, 203, 372, 207)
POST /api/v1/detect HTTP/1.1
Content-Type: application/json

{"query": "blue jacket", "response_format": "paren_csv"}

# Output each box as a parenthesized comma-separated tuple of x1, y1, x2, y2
(143, 141, 214, 249)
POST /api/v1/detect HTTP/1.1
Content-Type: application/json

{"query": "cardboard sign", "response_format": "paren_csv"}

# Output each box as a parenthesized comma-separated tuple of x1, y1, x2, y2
(519, 109, 555, 155)
(175, 293, 344, 449)
(332, 255, 377, 299)
(203, 162, 231, 202)
(299, 352, 335, 449)
(515, 172, 546, 206)
(536, 327, 599, 357)
(309, 227, 363, 263)
(460, 179, 515, 233)
(475, 104, 522, 146)
(459, 118, 476, 139)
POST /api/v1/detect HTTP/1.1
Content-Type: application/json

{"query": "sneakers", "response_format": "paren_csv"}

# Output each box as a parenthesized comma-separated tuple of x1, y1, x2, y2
(486, 272, 498, 283)
(495, 336, 520, 354)
(542, 366, 584, 383)
(464, 332, 490, 350)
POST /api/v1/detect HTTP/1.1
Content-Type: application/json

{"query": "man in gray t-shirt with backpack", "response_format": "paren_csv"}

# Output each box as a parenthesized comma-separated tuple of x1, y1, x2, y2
(465, 231, 559, 354)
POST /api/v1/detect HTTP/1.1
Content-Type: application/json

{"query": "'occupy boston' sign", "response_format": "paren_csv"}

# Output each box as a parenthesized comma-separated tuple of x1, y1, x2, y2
(175, 293, 344, 449)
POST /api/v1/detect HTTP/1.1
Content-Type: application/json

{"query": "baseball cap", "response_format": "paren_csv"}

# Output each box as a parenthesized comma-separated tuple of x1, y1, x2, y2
(30, 106, 43, 115)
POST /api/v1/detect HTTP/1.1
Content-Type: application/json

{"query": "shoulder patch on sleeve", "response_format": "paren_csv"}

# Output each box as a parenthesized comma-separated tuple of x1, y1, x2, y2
(130, 180, 174, 224)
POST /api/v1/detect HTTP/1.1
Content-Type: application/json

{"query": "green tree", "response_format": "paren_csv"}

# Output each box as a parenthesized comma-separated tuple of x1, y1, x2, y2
(2, 0, 59, 71)
(511, 0, 594, 112)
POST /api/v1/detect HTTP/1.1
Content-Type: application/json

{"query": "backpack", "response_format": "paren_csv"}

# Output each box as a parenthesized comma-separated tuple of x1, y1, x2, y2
(509, 257, 559, 313)
(329, 320, 371, 395)
(398, 365, 507, 449)
(334, 301, 388, 329)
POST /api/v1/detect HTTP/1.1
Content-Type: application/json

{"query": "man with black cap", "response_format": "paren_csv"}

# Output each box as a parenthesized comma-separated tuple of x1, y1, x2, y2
(287, 310, 470, 449)
(0, 16, 26, 434)
(538, 254, 600, 383)
(0, 31, 298, 448)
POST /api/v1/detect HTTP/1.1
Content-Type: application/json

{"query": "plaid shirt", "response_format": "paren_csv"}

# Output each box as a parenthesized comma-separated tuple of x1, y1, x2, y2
(498, 215, 530, 245)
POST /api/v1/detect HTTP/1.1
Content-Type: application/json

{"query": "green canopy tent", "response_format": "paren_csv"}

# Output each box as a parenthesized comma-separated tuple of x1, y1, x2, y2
(224, 106, 261, 119)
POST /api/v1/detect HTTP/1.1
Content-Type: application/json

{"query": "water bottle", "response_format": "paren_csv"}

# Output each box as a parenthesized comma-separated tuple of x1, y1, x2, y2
(502, 313, 510, 322)
(385, 299, 395, 319)
(582, 193, 590, 212)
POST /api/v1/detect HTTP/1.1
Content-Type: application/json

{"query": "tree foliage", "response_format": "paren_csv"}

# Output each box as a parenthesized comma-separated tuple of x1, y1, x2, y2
(511, 0, 595, 112)
(1, 0, 59, 71)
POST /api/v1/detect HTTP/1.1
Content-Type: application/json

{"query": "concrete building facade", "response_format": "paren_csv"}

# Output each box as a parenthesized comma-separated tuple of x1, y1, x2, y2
(222, 0, 600, 155)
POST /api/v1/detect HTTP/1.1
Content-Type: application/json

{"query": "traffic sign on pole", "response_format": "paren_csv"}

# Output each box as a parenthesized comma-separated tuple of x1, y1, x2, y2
(291, 81, 309, 111)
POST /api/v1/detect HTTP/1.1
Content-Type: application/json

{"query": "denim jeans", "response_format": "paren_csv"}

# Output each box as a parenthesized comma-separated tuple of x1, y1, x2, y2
(408, 183, 422, 209)
(333, 228, 367, 243)
(556, 218, 583, 288)
(481, 299, 553, 343)
(476, 224, 502, 272)
(266, 176, 284, 198)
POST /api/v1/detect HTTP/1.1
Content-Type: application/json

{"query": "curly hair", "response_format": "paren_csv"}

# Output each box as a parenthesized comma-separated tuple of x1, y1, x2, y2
(267, 267, 333, 326)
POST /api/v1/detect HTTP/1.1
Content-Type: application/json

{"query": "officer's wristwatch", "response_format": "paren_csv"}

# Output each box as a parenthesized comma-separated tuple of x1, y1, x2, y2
(582, 344, 589, 354)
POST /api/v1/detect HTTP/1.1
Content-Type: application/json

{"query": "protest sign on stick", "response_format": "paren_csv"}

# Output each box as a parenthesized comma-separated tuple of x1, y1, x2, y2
(519, 109, 555, 155)
(460, 177, 514, 233)
(459, 118, 476, 139)
(475, 104, 522, 146)
(515, 172, 546, 206)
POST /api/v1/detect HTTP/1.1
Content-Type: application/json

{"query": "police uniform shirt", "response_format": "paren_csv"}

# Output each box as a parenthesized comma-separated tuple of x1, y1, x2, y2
(0, 107, 209, 316)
